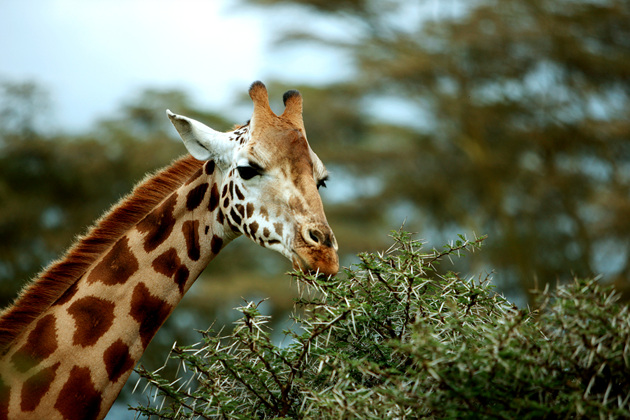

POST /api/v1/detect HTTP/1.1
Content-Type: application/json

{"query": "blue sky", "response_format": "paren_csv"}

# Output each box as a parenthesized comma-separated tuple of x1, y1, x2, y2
(0, 0, 350, 131)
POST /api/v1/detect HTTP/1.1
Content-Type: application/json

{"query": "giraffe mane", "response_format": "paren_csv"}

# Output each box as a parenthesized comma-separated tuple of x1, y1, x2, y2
(0, 154, 203, 353)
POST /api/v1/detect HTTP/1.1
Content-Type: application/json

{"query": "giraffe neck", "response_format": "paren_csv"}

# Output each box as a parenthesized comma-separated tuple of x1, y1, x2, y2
(0, 158, 236, 420)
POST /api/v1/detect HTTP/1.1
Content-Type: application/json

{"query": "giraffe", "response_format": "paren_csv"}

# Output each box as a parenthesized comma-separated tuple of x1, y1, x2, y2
(0, 81, 338, 420)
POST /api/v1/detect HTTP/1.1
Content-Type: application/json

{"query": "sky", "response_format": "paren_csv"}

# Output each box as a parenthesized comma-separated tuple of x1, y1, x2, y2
(0, 0, 350, 132)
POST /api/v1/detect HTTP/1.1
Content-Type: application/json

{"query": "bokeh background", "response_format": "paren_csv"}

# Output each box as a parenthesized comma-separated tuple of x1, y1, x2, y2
(1, 0, 629, 416)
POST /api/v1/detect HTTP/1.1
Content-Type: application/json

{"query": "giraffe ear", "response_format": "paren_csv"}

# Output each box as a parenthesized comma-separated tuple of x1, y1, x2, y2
(167, 110, 235, 166)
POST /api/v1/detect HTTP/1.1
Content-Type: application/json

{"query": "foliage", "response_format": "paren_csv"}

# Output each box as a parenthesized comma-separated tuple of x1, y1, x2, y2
(133, 232, 630, 419)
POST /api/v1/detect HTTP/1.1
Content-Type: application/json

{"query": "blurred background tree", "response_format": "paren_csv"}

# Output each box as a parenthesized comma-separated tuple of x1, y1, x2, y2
(1, 0, 629, 415)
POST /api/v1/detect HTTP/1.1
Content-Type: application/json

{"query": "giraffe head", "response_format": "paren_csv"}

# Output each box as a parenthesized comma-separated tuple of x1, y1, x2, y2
(167, 81, 339, 276)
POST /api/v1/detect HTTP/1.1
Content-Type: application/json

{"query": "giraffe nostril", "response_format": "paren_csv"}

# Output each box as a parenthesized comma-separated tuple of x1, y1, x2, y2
(309, 230, 320, 244)
(305, 227, 334, 248)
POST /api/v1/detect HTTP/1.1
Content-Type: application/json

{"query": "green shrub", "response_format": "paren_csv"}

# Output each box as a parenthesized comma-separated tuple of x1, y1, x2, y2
(133, 231, 630, 419)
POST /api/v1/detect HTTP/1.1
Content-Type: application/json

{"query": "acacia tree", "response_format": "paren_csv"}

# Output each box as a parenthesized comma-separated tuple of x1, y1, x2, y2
(245, 0, 630, 301)
(133, 231, 630, 419)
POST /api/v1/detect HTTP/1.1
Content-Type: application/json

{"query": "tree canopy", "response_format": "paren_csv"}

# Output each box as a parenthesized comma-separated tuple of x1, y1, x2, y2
(133, 231, 630, 419)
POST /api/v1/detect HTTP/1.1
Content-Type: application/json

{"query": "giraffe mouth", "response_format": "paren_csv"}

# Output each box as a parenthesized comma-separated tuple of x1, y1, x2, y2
(291, 253, 310, 273)
(291, 249, 339, 277)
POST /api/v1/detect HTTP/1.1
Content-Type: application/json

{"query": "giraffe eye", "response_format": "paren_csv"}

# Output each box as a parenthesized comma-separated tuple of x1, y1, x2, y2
(317, 178, 328, 189)
(237, 165, 262, 180)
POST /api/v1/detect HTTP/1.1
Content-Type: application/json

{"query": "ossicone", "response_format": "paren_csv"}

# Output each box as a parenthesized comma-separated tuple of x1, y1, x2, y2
(248, 81, 274, 117)
(281, 89, 303, 128)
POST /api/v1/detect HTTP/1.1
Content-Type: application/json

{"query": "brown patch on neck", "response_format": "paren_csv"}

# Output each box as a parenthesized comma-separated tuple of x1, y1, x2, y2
(0, 155, 204, 354)
(21, 361, 60, 412)
(11, 314, 57, 372)
(54, 365, 102, 420)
